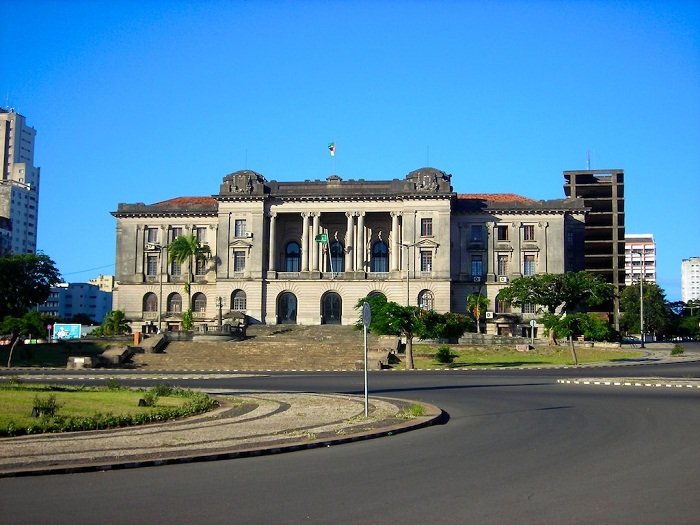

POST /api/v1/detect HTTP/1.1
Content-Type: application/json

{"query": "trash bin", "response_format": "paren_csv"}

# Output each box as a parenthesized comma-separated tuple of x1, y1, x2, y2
(133, 331, 142, 345)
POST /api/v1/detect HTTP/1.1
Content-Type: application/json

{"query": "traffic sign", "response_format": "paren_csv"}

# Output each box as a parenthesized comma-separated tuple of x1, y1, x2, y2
(315, 233, 328, 243)
(362, 302, 372, 327)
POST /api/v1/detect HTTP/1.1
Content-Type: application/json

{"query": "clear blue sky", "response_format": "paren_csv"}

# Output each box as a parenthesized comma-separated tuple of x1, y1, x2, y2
(2, 0, 699, 301)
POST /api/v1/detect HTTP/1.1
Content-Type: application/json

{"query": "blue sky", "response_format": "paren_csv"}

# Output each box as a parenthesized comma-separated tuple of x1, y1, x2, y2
(2, 0, 699, 300)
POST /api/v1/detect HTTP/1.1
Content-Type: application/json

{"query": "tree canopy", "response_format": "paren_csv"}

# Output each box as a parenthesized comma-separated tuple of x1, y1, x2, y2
(619, 282, 672, 338)
(496, 271, 613, 315)
(0, 253, 62, 319)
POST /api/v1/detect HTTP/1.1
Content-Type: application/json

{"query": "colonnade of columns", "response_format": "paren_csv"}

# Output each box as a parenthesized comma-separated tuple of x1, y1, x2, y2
(266, 210, 404, 273)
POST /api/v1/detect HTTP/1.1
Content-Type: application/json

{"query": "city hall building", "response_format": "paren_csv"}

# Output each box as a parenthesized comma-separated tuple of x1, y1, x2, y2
(112, 167, 587, 335)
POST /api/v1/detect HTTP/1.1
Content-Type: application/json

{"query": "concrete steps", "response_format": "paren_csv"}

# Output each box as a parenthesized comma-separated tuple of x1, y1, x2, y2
(133, 325, 377, 370)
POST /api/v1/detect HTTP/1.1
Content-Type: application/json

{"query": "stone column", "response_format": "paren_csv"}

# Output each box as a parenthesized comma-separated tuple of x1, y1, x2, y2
(301, 213, 309, 272)
(356, 212, 365, 272)
(345, 212, 354, 272)
(312, 213, 320, 271)
(513, 221, 522, 278)
(486, 223, 495, 281)
(268, 212, 277, 272)
(390, 212, 400, 271)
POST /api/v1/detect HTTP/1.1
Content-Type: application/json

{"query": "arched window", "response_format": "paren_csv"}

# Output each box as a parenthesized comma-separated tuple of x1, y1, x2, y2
(192, 292, 206, 313)
(231, 289, 247, 310)
(277, 292, 297, 324)
(143, 292, 158, 312)
(372, 241, 388, 272)
(285, 242, 301, 272)
(167, 293, 182, 313)
(367, 291, 386, 301)
(418, 289, 434, 311)
(329, 241, 344, 273)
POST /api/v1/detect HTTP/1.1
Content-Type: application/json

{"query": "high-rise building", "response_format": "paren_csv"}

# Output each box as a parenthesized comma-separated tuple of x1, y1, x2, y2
(563, 169, 625, 327)
(0, 107, 41, 254)
(624, 234, 656, 286)
(681, 257, 700, 303)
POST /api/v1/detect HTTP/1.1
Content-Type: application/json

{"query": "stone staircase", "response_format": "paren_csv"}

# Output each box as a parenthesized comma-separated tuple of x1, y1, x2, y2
(132, 324, 380, 370)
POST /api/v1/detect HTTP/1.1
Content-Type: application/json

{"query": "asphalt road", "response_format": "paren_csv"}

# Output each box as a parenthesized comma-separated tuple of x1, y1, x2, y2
(1, 356, 699, 524)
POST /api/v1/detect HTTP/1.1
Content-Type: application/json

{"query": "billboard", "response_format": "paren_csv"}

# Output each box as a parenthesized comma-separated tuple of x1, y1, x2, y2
(53, 324, 81, 340)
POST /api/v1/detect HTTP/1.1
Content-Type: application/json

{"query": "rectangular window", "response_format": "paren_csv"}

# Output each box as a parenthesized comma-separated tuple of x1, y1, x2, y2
(194, 227, 207, 243)
(471, 255, 483, 276)
(470, 225, 483, 242)
(522, 303, 537, 314)
(170, 227, 183, 242)
(523, 225, 535, 241)
(234, 219, 247, 238)
(195, 258, 206, 276)
(496, 225, 508, 241)
(146, 255, 158, 276)
(420, 251, 433, 272)
(498, 254, 509, 275)
(146, 227, 158, 244)
(234, 251, 246, 272)
(420, 218, 433, 237)
(523, 254, 536, 276)
(566, 231, 574, 247)
(170, 260, 181, 276)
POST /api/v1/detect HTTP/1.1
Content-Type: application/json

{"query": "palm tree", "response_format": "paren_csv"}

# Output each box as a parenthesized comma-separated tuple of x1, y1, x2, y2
(167, 234, 211, 307)
(466, 293, 490, 334)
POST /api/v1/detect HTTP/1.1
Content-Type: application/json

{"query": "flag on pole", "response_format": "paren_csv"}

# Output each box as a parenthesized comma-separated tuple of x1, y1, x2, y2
(328, 142, 336, 157)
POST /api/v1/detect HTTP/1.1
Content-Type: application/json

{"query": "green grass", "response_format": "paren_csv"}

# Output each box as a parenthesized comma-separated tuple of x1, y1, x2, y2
(0, 383, 218, 436)
(0, 341, 113, 367)
(409, 344, 644, 369)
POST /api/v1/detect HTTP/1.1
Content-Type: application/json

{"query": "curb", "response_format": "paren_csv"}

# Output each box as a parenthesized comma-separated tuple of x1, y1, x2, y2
(0, 398, 445, 478)
(557, 378, 700, 389)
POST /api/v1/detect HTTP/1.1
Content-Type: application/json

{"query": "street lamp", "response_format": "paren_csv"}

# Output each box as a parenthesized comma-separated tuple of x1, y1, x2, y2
(216, 296, 225, 331)
(633, 249, 646, 348)
(147, 242, 167, 332)
(400, 241, 420, 306)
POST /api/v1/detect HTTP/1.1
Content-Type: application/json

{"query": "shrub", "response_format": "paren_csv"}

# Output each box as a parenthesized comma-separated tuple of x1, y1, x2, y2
(151, 384, 174, 397)
(32, 394, 62, 418)
(140, 390, 159, 407)
(671, 345, 684, 356)
(434, 345, 455, 364)
(104, 378, 121, 390)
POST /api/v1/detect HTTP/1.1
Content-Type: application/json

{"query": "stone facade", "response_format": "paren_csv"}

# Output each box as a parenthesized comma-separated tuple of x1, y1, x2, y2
(112, 167, 587, 334)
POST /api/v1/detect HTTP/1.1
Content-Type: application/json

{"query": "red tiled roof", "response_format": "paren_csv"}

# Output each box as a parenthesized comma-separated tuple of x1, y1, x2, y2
(151, 197, 217, 206)
(456, 193, 535, 203)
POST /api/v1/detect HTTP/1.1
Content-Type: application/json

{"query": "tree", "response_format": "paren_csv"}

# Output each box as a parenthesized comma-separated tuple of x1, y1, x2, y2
(100, 310, 132, 336)
(619, 282, 672, 339)
(497, 271, 613, 345)
(466, 293, 489, 333)
(1, 311, 53, 368)
(0, 253, 62, 319)
(168, 234, 210, 329)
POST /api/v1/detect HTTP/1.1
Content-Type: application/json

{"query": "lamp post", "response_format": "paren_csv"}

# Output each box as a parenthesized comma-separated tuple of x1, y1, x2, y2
(147, 242, 167, 333)
(400, 242, 419, 306)
(216, 296, 225, 331)
(634, 249, 646, 348)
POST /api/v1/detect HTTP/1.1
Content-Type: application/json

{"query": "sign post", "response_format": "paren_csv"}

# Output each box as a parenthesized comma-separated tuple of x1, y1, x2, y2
(529, 319, 536, 346)
(362, 302, 371, 417)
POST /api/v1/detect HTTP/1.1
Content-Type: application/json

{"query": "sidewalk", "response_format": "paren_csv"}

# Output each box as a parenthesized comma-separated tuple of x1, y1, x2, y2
(0, 392, 442, 477)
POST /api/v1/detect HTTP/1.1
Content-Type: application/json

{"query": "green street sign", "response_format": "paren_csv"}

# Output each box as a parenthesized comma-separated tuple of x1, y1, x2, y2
(315, 233, 328, 243)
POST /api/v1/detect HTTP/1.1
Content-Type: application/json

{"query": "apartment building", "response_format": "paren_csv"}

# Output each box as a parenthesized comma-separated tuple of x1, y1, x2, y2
(681, 257, 700, 303)
(624, 234, 656, 286)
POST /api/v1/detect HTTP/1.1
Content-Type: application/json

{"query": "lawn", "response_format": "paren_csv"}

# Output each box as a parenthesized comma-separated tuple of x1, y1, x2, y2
(0, 340, 115, 367)
(410, 343, 644, 369)
(0, 382, 218, 436)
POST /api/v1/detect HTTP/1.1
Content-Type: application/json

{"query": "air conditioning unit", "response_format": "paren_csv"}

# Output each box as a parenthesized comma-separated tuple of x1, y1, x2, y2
(485, 311, 494, 319)
(472, 276, 482, 283)
(145, 242, 159, 251)
(244, 232, 253, 238)
(499, 276, 509, 283)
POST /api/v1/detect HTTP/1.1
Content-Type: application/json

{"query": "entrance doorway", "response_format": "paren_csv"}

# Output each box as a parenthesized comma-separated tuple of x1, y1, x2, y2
(277, 292, 297, 324)
(321, 292, 342, 324)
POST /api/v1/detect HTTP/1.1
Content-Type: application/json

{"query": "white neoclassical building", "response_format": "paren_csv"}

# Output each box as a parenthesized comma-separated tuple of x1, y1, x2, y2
(112, 167, 587, 335)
